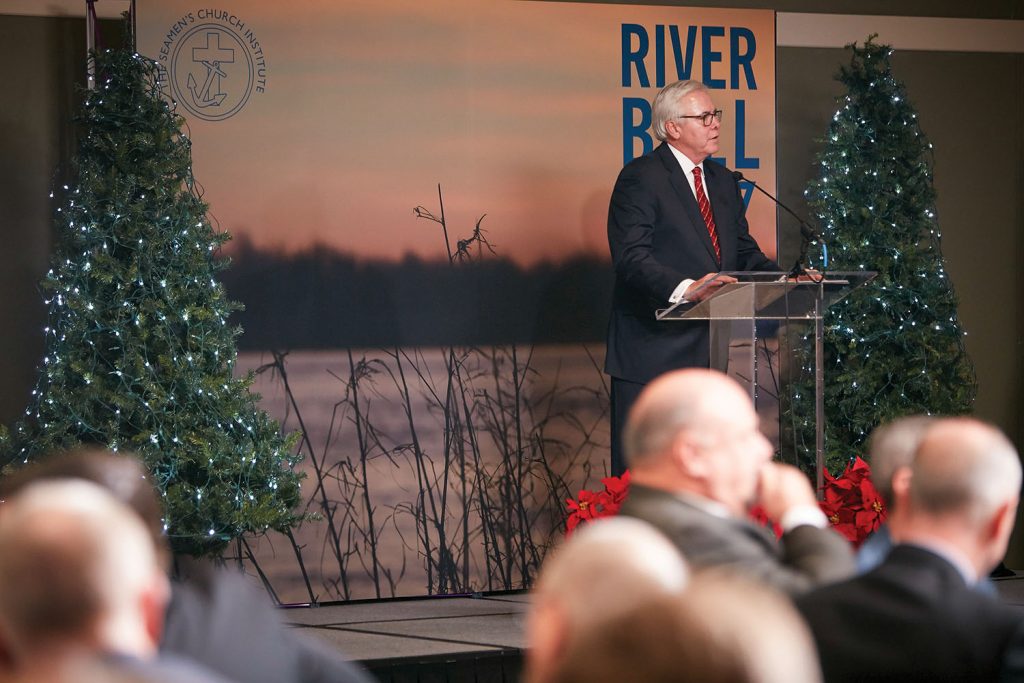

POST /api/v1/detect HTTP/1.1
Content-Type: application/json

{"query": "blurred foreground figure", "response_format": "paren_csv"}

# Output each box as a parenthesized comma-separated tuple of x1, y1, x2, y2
(798, 417, 1024, 682)
(0, 479, 231, 683)
(856, 415, 935, 572)
(525, 517, 689, 683)
(548, 573, 821, 683)
(0, 449, 372, 683)
(619, 368, 854, 594)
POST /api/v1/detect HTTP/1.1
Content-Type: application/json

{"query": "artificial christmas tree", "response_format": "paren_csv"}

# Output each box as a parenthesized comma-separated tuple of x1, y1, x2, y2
(3, 47, 302, 556)
(791, 37, 976, 474)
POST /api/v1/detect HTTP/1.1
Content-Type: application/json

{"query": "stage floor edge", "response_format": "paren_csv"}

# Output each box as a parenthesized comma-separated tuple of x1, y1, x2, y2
(282, 577, 1024, 680)
(283, 591, 529, 681)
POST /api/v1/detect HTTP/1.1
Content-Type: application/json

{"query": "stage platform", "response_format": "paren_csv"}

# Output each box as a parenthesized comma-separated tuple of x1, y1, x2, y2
(283, 575, 1024, 682)
(283, 591, 529, 682)
(995, 573, 1024, 607)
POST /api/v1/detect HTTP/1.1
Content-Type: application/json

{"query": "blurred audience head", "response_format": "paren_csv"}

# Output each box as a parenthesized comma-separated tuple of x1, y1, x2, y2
(0, 479, 169, 675)
(623, 368, 773, 515)
(0, 447, 168, 568)
(867, 416, 936, 506)
(904, 417, 1021, 576)
(547, 572, 821, 683)
(526, 517, 688, 683)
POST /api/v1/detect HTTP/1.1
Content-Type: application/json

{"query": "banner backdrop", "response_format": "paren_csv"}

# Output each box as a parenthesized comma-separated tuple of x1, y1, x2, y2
(138, 0, 776, 600)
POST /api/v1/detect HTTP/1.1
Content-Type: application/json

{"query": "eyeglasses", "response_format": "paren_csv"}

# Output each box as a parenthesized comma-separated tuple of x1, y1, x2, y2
(676, 109, 723, 127)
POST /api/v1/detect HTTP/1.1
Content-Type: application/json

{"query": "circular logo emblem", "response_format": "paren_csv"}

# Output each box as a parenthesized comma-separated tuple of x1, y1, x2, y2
(170, 24, 254, 121)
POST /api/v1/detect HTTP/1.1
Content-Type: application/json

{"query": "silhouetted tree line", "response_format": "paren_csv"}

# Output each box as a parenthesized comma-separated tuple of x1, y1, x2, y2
(220, 240, 613, 349)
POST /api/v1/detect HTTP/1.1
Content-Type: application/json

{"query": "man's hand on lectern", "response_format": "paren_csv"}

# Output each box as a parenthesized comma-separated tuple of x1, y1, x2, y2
(684, 272, 737, 303)
(794, 269, 824, 283)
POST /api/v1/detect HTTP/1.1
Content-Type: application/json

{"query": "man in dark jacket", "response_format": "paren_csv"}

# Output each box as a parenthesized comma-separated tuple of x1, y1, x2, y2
(605, 79, 778, 475)
(797, 417, 1024, 682)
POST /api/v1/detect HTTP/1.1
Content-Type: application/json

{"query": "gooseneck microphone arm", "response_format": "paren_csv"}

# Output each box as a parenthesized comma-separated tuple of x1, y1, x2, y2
(731, 171, 825, 276)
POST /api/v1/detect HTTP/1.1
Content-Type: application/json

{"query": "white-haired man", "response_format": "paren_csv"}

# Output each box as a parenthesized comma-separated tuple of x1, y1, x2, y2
(605, 79, 778, 475)
(797, 417, 1024, 682)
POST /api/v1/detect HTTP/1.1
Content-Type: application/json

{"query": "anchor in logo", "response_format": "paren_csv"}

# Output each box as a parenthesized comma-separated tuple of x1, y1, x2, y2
(186, 32, 236, 109)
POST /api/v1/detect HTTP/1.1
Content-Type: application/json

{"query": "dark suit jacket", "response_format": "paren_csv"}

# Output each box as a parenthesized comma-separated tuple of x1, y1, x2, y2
(619, 483, 854, 595)
(162, 564, 372, 683)
(796, 545, 1024, 682)
(606, 142, 777, 383)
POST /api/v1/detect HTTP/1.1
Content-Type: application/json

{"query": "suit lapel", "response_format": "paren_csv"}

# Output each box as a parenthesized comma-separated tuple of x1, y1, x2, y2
(656, 143, 719, 265)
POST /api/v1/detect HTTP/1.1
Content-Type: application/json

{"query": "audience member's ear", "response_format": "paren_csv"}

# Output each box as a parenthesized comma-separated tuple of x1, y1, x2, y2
(889, 466, 913, 506)
(140, 571, 172, 652)
(671, 430, 706, 477)
(983, 498, 1019, 569)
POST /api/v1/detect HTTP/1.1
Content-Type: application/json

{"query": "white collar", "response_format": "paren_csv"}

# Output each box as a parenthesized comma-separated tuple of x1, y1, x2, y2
(666, 143, 704, 177)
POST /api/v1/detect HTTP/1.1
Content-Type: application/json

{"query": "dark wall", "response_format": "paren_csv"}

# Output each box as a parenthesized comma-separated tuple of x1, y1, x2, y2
(0, 15, 124, 427)
(0, 16, 78, 428)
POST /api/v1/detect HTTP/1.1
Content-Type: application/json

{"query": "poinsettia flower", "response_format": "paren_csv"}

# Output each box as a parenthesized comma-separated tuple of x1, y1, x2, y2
(853, 477, 887, 538)
(601, 496, 622, 517)
(565, 488, 608, 536)
(567, 489, 603, 520)
(817, 455, 886, 546)
(748, 504, 783, 539)
(820, 496, 860, 543)
(564, 472, 634, 536)
(822, 480, 857, 507)
(602, 470, 631, 505)
(842, 457, 872, 485)
(822, 467, 857, 496)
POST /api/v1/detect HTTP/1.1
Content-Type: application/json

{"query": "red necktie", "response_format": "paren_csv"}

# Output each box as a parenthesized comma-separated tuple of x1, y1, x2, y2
(692, 167, 720, 264)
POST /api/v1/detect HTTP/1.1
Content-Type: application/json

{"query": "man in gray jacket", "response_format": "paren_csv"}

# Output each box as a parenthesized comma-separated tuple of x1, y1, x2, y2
(618, 368, 854, 595)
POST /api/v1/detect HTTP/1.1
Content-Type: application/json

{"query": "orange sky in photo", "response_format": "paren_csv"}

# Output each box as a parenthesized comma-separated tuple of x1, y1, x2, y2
(139, 0, 777, 265)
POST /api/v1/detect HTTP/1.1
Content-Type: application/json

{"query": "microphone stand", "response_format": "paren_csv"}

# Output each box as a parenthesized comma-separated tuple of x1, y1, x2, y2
(731, 171, 824, 277)
(731, 173, 828, 488)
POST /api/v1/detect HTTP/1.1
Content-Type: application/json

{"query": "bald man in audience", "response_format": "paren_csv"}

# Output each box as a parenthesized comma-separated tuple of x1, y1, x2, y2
(618, 368, 854, 594)
(0, 480, 232, 683)
(797, 417, 1024, 682)
(0, 448, 372, 683)
(525, 517, 690, 683)
(547, 573, 823, 683)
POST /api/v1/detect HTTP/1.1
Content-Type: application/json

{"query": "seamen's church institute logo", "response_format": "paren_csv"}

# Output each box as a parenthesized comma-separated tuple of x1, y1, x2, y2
(157, 9, 267, 121)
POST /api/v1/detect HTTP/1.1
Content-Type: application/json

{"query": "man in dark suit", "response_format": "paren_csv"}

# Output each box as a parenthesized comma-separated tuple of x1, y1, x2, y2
(797, 417, 1024, 682)
(618, 368, 854, 595)
(606, 79, 777, 475)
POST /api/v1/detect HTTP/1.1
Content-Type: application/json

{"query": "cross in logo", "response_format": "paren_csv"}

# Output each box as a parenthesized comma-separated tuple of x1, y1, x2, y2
(187, 32, 236, 109)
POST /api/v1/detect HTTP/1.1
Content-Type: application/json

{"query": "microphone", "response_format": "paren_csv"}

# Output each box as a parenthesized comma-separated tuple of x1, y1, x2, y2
(731, 171, 822, 242)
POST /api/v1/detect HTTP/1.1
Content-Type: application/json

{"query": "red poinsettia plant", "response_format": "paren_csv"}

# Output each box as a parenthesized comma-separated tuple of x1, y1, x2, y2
(819, 456, 887, 546)
(565, 457, 886, 547)
(565, 471, 631, 536)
